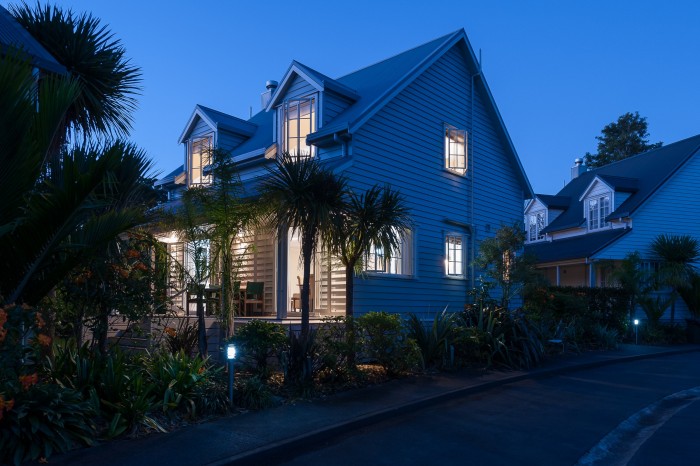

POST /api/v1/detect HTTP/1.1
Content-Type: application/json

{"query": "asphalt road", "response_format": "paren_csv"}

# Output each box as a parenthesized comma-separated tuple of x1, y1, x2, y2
(273, 352, 700, 466)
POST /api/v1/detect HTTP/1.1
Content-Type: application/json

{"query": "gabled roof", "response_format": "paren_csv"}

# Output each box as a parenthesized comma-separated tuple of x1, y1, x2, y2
(542, 134, 700, 233)
(164, 30, 534, 197)
(536, 194, 570, 210)
(0, 5, 66, 75)
(266, 61, 359, 110)
(178, 104, 257, 144)
(525, 228, 630, 263)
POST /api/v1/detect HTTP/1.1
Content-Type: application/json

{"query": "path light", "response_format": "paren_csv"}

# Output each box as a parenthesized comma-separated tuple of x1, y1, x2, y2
(226, 344, 237, 406)
(634, 319, 639, 345)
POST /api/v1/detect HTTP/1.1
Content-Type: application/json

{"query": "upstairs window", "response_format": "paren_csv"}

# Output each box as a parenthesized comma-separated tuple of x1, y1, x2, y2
(587, 195, 610, 230)
(445, 235, 465, 277)
(526, 211, 546, 242)
(445, 125, 467, 174)
(282, 97, 316, 158)
(189, 136, 212, 186)
(365, 230, 413, 276)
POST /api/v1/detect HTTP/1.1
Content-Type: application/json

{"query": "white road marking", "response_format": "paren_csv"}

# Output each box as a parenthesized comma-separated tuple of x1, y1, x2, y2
(576, 386, 700, 466)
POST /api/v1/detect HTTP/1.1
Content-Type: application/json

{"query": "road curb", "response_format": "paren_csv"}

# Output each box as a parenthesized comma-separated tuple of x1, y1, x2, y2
(212, 346, 700, 466)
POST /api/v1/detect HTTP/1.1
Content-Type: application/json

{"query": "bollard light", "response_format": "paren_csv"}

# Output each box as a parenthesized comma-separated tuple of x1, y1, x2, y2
(226, 343, 237, 360)
(226, 344, 236, 406)
(634, 319, 639, 345)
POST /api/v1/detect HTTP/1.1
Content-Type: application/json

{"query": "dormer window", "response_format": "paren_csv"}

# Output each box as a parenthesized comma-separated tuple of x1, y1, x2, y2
(526, 210, 546, 242)
(189, 136, 212, 186)
(445, 125, 467, 174)
(587, 194, 610, 230)
(282, 97, 316, 158)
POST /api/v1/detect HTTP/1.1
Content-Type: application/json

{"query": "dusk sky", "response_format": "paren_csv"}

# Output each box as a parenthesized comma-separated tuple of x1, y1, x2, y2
(8, 0, 699, 194)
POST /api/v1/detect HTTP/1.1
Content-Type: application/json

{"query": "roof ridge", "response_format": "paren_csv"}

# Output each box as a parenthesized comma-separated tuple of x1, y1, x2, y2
(336, 29, 460, 80)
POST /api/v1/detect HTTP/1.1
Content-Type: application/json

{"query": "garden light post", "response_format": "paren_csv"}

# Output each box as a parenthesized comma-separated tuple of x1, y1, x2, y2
(634, 319, 639, 345)
(226, 344, 236, 406)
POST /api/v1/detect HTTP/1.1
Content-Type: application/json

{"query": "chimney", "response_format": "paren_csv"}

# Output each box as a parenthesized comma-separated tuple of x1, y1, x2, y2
(571, 158, 587, 180)
(260, 80, 279, 109)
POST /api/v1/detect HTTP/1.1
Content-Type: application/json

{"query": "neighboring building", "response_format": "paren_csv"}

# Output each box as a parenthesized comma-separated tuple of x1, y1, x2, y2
(158, 29, 533, 320)
(525, 135, 700, 317)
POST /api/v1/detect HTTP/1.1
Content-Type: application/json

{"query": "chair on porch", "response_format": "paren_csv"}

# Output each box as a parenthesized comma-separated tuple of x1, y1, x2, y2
(242, 281, 264, 316)
(295, 276, 314, 312)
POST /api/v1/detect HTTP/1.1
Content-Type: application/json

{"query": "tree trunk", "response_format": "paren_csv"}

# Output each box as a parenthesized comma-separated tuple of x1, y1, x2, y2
(300, 234, 313, 340)
(197, 284, 207, 357)
(345, 263, 356, 367)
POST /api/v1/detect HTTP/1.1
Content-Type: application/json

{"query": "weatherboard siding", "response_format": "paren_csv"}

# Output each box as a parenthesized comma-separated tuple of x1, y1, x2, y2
(346, 45, 524, 315)
(189, 117, 214, 140)
(323, 91, 353, 125)
(284, 75, 316, 101)
(595, 152, 700, 260)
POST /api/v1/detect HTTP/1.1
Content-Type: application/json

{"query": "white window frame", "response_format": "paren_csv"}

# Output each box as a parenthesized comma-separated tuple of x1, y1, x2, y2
(587, 194, 611, 231)
(526, 210, 546, 242)
(184, 239, 210, 286)
(280, 95, 316, 158)
(188, 136, 212, 186)
(445, 234, 465, 278)
(444, 124, 467, 175)
(365, 230, 413, 276)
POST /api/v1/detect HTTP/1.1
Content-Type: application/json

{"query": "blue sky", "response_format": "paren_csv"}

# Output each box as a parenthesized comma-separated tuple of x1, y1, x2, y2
(8, 0, 700, 194)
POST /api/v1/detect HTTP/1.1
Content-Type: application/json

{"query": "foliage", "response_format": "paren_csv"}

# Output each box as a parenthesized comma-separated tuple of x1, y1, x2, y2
(315, 316, 356, 381)
(651, 234, 700, 322)
(326, 185, 412, 364)
(583, 112, 662, 168)
(679, 273, 700, 318)
(234, 376, 276, 410)
(260, 153, 347, 339)
(162, 322, 199, 356)
(0, 383, 97, 466)
(461, 303, 544, 370)
(638, 295, 672, 330)
(11, 2, 141, 139)
(281, 329, 320, 394)
(356, 312, 420, 375)
(589, 324, 619, 350)
(527, 286, 630, 340)
(473, 224, 540, 308)
(405, 310, 458, 369)
(145, 350, 224, 419)
(231, 320, 287, 380)
(0, 52, 156, 307)
(608, 251, 654, 321)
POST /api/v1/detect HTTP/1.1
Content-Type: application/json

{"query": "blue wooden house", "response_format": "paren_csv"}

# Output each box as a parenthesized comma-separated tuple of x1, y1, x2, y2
(525, 135, 700, 319)
(157, 29, 533, 320)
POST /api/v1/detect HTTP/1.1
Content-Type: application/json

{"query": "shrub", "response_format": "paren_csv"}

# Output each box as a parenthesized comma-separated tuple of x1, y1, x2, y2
(357, 312, 420, 375)
(231, 320, 287, 379)
(162, 322, 199, 356)
(316, 316, 355, 381)
(405, 310, 458, 369)
(145, 350, 224, 419)
(590, 324, 619, 350)
(234, 376, 276, 410)
(461, 304, 544, 370)
(0, 383, 97, 466)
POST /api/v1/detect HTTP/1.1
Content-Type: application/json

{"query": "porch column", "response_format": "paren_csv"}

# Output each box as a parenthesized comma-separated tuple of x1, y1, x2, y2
(556, 265, 560, 286)
(589, 262, 595, 287)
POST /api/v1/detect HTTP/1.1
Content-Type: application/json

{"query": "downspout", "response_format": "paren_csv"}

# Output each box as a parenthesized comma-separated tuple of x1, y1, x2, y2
(469, 60, 481, 291)
(333, 133, 347, 158)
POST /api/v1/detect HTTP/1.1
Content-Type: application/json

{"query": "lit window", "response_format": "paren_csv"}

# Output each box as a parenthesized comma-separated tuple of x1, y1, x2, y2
(189, 137, 212, 185)
(587, 195, 610, 230)
(283, 97, 316, 158)
(445, 125, 467, 174)
(185, 240, 210, 285)
(526, 211, 546, 242)
(445, 235, 464, 277)
(365, 230, 412, 276)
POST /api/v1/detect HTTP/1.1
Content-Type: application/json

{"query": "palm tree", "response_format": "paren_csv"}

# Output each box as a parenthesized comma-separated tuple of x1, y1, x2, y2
(0, 45, 154, 307)
(327, 185, 411, 362)
(11, 2, 141, 139)
(650, 234, 700, 322)
(610, 251, 654, 323)
(260, 153, 347, 339)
